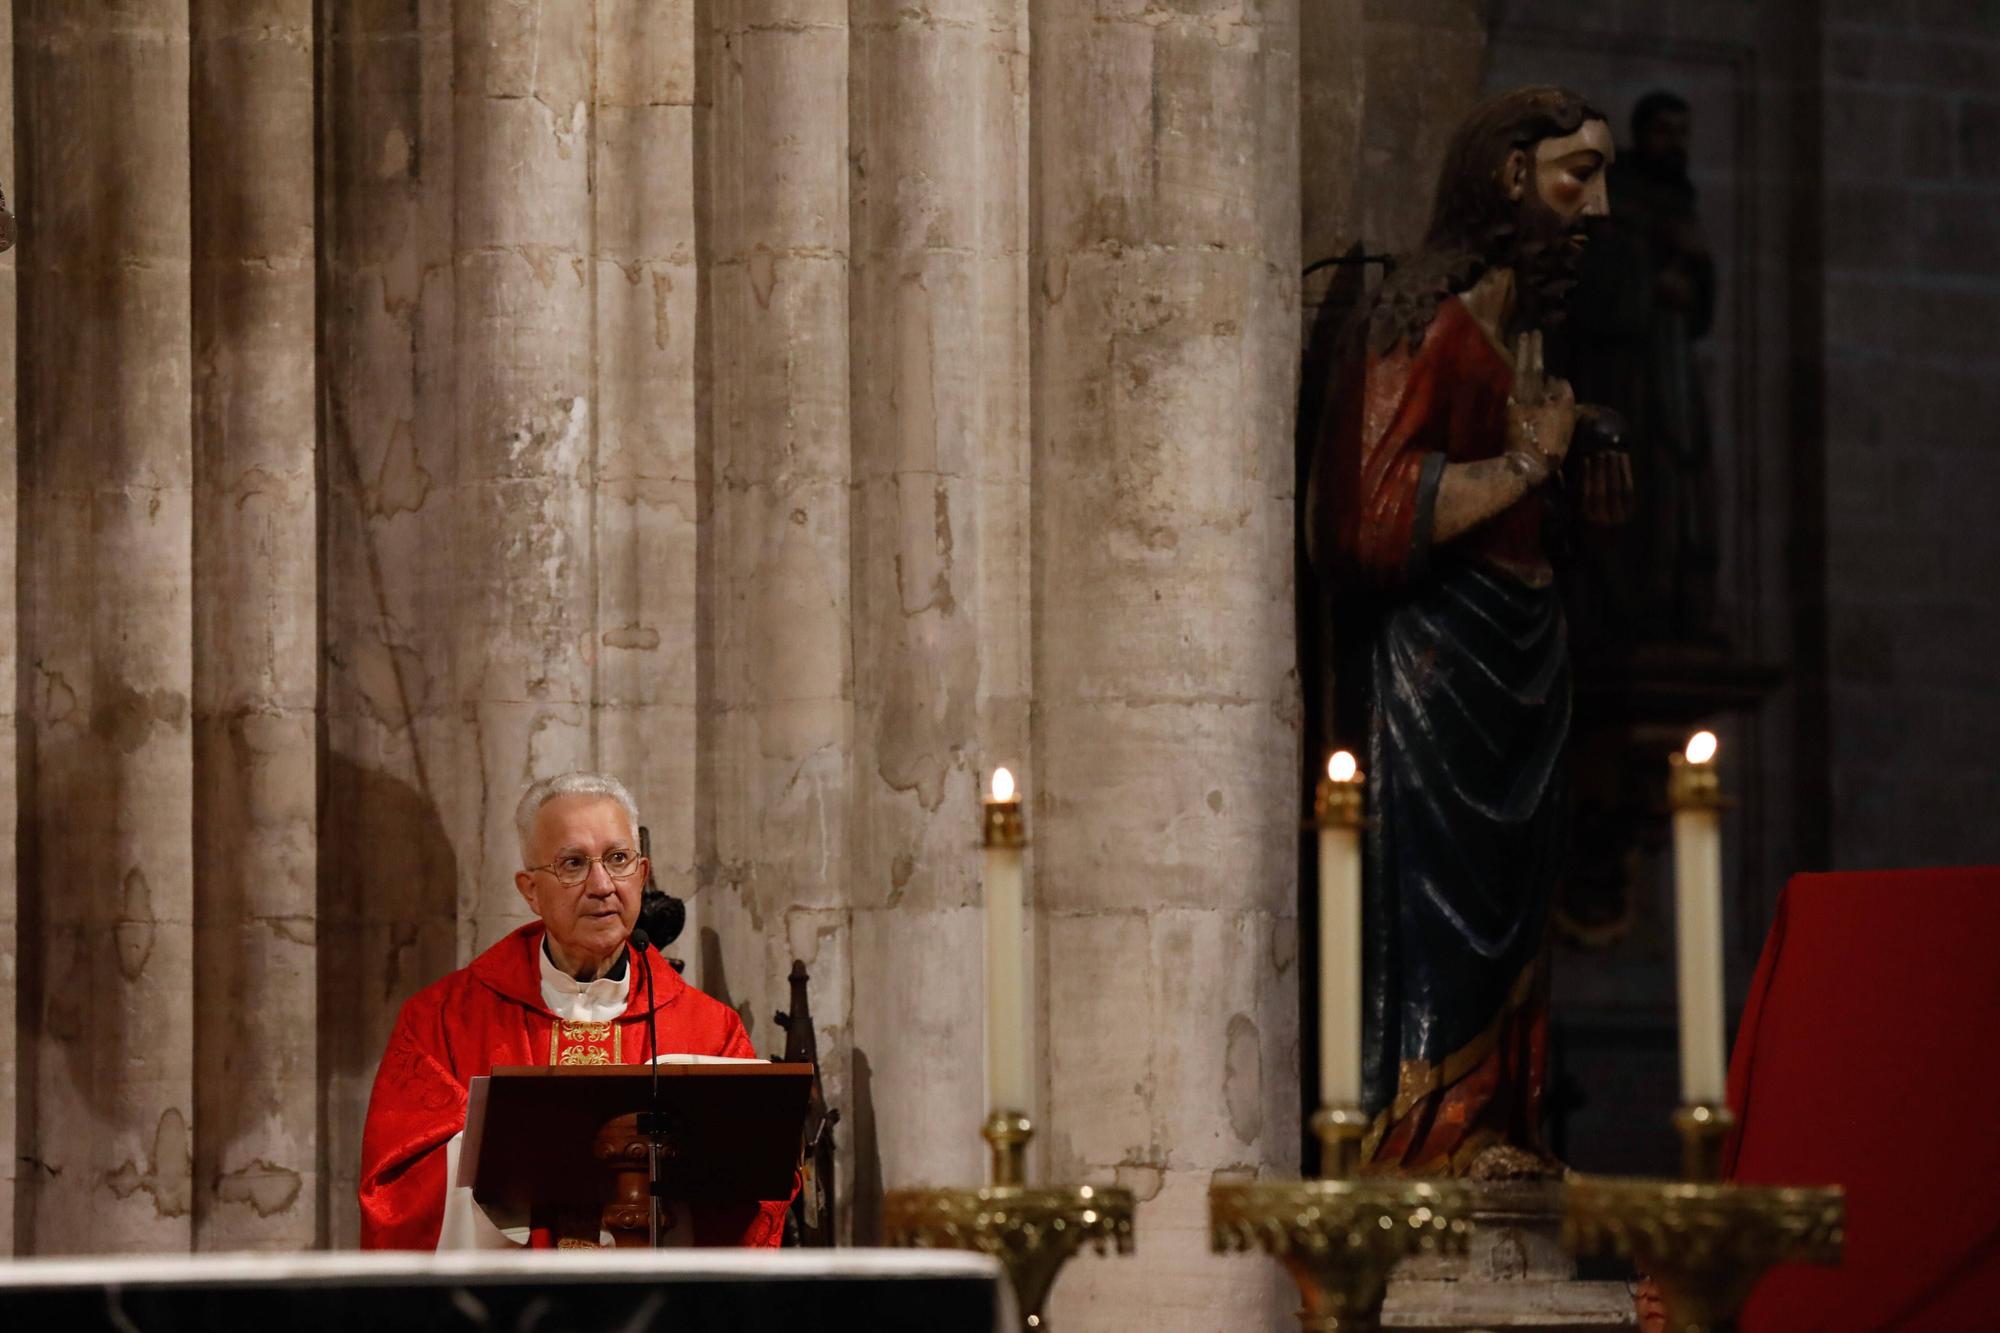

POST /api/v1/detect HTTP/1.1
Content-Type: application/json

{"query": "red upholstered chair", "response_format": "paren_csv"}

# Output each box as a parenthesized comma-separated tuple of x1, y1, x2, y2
(1726, 868, 2000, 1331)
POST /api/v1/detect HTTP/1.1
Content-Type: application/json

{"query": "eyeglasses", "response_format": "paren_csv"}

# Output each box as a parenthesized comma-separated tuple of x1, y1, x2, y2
(525, 848, 645, 887)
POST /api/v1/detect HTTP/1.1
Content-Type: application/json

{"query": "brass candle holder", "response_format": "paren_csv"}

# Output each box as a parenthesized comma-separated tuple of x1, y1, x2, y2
(1208, 1108, 1473, 1333)
(1563, 1105, 1845, 1333)
(883, 1112, 1135, 1330)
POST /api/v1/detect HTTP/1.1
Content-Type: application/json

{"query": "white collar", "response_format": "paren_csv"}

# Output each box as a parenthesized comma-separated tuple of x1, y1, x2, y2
(537, 934, 631, 1022)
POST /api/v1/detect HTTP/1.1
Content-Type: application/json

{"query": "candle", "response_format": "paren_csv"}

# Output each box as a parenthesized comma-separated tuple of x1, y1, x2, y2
(1317, 752, 1365, 1110)
(983, 767, 1029, 1115)
(1669, 731, 1728, 1107)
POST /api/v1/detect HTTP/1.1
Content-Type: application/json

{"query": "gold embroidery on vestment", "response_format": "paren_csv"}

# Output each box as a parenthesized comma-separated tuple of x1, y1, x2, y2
(549, 1018, 623, 1067)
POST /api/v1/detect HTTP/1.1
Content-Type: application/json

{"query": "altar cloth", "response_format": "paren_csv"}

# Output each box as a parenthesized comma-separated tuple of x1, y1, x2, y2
(0, 1248, 1014, 1331)
(1727, 867, 2000, 1331)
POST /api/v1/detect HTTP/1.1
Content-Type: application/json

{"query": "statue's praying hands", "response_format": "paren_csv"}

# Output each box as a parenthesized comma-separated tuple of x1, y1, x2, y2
(1510, 329, 1637, 531)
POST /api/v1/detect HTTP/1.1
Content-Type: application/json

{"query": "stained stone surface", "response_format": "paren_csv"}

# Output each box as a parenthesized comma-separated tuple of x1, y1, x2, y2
(189, 0, 320, 1253)
(17, 0, 200, 1255)
(1383, 1184, 1636, 1332)
(0, 0, 16, 1262)
(2, 7, 1309, 1326)
(1032, 1, 1304, 1327)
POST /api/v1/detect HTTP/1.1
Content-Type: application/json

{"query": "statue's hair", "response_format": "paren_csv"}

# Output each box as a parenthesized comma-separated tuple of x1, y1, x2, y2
(1366, 85, 1606, 355)
(514, 771, 641, 860)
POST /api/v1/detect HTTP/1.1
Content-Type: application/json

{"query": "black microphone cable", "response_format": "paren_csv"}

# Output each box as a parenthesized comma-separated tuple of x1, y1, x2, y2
(631, 927, 664, 1248)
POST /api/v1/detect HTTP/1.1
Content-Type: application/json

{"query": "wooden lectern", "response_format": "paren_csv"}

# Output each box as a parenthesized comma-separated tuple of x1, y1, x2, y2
(467, 1064, 812, 1247)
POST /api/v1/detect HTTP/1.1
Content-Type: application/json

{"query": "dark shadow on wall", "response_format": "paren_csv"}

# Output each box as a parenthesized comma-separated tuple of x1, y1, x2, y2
(316, 753, 456, 1239)
(846, 1047, 883, 1246)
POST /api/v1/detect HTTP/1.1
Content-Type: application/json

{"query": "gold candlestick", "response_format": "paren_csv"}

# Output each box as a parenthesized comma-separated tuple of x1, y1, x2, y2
(1210, 1107, 1472, 1332)
(884, 1113, 1135, 1331)
(1564, 1108, 1844, 1333)
(1210, 1167, 1471, 1333)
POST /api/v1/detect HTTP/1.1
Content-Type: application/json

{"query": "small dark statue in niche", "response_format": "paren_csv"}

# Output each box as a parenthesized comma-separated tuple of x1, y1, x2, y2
(1564, 91, 1721, 649)
(1306, 86, 1633, 1179)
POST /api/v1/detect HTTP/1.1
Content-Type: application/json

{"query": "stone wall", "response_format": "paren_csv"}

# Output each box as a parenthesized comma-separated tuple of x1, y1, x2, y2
(1819, 0, 2000, 871)
(0, 5, 1311, 1324)
(1480, 0, 2000, 1175)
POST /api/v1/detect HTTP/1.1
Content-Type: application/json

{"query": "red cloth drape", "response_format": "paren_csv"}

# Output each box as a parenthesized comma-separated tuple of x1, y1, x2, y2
(1728, 868, 2000, 1330)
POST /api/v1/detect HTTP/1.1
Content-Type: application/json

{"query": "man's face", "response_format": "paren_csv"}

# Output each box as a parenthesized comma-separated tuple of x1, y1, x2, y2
(513, 794, 645, 973)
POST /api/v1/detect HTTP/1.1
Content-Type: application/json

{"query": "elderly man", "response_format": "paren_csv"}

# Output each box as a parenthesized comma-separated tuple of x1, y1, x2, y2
(358, 771, 787, 1249)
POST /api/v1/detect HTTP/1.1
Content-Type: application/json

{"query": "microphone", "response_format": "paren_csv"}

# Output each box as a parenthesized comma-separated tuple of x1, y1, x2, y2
(636, 826, 686, 949)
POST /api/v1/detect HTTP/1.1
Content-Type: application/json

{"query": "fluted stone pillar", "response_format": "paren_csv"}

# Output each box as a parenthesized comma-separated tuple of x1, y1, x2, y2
(189, 0, 319, 1250)
(452, 1, 599, 954)
(592, 1, 703, 902)
(695, 0, 855, 1170)
(0, 0, 18, 1260)
(1030, 1, 1303, 1326)
(317, 0, 458, 1249)
(847, 0, 1032, 1205)
(16, 0, 198, 1253)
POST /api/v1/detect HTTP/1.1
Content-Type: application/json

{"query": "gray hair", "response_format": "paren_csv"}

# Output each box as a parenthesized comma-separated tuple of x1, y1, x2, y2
(514, 771, 641, 862)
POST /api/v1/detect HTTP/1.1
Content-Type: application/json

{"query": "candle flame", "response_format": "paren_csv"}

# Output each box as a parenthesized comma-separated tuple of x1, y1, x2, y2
(1327, 751, 1359, 783)
(1685, 731, 1719, 765)
(990, 767, 1016, 802)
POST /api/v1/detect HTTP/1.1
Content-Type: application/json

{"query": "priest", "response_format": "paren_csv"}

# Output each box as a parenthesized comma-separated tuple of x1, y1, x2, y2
(358, 771, 789, 1249)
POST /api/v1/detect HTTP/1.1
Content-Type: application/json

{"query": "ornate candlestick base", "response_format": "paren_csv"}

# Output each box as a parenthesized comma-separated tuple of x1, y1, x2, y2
(883, 1112, 1135, 1331)
(1208, 1106, 1472, 1333)
(1211, 1176, 1473, 1333)
(1565, 1177, 1843, 1332)
(1563, 1104, 1845, 1332)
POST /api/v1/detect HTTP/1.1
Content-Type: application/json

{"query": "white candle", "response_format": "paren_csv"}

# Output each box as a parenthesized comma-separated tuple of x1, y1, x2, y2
(1318, 752, 1365, 1109)
(983, 767, 1029, 1114)
(1670, 732, 1728, 1107)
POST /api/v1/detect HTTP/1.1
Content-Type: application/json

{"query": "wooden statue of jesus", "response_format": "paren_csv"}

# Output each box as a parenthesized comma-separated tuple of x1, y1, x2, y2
(1308, 86, 1634, 1179)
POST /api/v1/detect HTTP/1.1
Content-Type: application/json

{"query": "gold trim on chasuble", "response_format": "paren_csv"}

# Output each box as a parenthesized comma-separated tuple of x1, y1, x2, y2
(550, 1019, 623, 1066)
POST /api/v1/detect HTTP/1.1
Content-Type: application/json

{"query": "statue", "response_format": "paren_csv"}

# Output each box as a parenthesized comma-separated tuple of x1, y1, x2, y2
(1306, 86, 1633, 1179)
(1564, 90, 1720, 649)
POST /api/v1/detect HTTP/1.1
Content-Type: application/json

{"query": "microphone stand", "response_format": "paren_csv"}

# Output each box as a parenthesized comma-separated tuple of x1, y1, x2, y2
(630, 928, 664, 1248)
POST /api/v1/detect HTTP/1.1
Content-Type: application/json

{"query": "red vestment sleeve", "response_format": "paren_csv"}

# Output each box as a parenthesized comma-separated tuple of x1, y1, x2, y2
(358, 993, 466, 1250)
(1316, 332, 1448, 586)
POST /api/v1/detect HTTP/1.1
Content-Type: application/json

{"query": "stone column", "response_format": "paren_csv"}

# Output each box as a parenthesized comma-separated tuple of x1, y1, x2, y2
(189, 0, 319, 1249)
(451, 1, 600, 955)
(846, 0, 1031, 1206)
(317, 0, 458, 1248)
(0, 0, 18, 1260)
(592, 0, 702, 893)
(1030, 1, 1303, 1326)
(695, 0, 855, 1191)
(16, 0, 198, 1253)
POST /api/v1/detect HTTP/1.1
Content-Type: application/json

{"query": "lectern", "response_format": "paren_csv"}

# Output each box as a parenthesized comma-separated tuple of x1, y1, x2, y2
(466, 1063, 812, 1246)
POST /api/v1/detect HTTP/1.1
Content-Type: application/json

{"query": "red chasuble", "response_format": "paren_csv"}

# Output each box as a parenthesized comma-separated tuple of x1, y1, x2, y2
(359, 924, 790, 1249)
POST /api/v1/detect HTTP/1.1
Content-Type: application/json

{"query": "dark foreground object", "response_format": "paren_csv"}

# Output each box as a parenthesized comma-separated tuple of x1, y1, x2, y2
(0, 1249, 1009, 1332)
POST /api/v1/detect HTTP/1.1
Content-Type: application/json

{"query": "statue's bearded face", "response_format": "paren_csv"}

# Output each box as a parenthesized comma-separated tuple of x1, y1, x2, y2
(1508, 118, 1614, 325)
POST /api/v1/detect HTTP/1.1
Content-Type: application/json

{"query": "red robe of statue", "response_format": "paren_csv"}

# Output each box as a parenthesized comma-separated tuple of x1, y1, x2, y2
(359, 923, 790, 1249)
